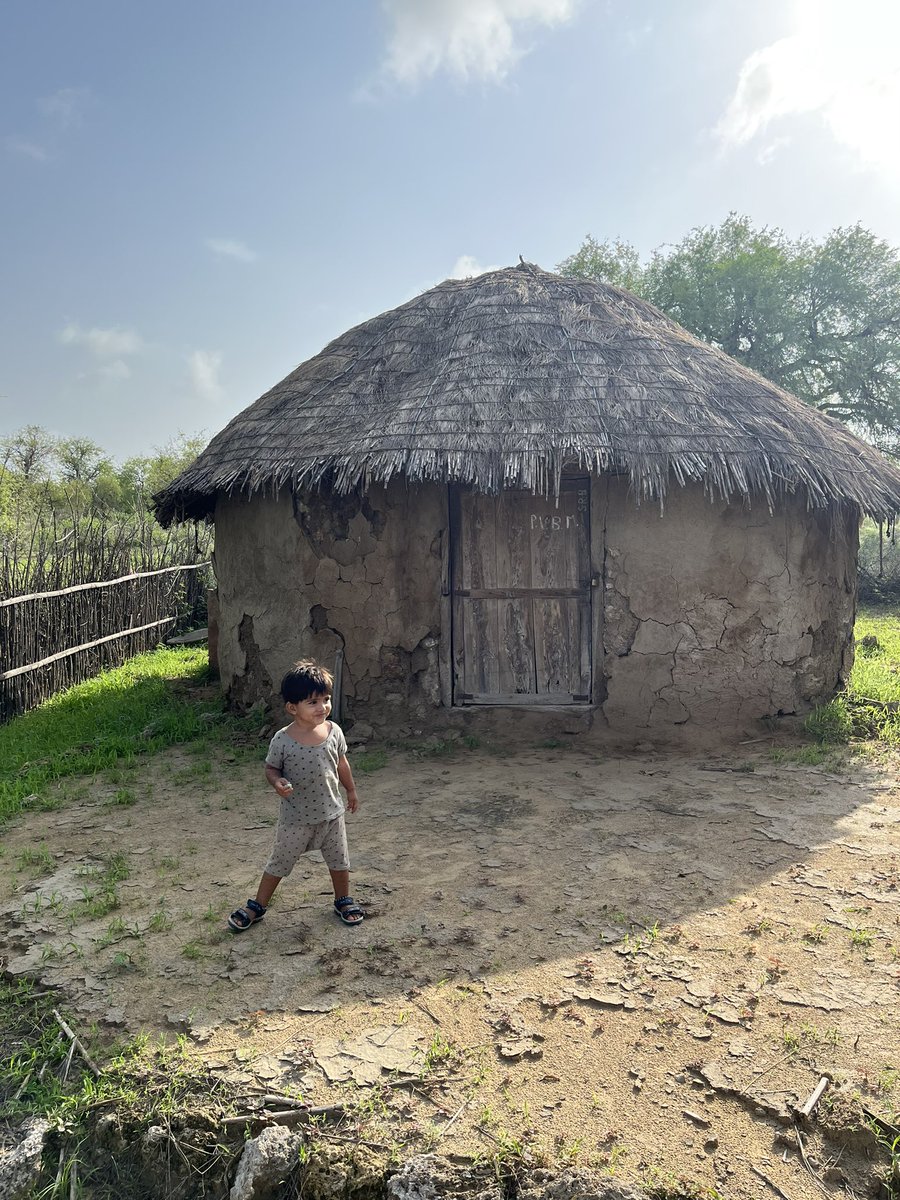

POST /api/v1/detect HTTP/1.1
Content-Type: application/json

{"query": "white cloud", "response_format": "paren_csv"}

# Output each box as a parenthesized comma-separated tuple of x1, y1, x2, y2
(188, 350, 224, 402)
(98, 360, 131, 382)
(756, 136, 792, 167)
(716, 0, 900, 184)
(60, 323, 145, 358)
(449, 254, 502, 278)
(380, 0, 578, 85)
(75, 359, 132, 385)
(38, 87, 91, 129)
(6, 136, 51, 162)
(205, 237, 258, 263)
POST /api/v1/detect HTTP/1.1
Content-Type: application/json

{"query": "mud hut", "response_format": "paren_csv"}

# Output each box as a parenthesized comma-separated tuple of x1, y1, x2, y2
(155, 262, 900, 735)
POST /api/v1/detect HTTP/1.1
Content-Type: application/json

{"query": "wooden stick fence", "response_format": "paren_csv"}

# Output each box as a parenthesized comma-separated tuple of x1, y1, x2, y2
(0, 562, 210, 723)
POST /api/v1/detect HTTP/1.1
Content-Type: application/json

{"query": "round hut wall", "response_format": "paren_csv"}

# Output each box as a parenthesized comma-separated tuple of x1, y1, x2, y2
(211, 473, 857, 734)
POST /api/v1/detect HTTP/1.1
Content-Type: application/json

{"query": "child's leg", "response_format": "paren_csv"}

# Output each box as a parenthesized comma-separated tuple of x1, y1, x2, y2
(329, 868, 364, 924)
(329, 868, 350, 902)
(323, 819, 362, 924)
(228, 873, 283, 931)
(255, 872, 282, 907)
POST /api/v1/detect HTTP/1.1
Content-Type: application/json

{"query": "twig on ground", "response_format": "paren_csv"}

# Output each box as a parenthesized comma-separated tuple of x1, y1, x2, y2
(315, 1130, 394, 1152)
(388, 1074, 458, 1091)
(263, 1094, 307, 1108)
(743, 1047, 799, 1090)
(862, 1106, 900, 1139)
(793, 1126, 828, 1195)
(851, 696, 900, 712)
(414, 1000, 441, 1024)
(13, 1070, 33, 1101)
(52, 1008, 101, 1076)
(61, 1038, 76, 1083)
(796, 1075, 830, 1120)
(750, 1164, 793, 1199)
(222, 1102, 345, 1131)
(437, 1096, 470, 1139)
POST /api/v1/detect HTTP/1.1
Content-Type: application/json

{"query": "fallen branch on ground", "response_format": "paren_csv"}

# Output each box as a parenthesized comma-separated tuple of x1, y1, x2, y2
(52, 1008, 101, 1077)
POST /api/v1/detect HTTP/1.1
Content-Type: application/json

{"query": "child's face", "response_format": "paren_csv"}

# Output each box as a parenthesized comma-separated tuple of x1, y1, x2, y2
(286, 691, 332, 726)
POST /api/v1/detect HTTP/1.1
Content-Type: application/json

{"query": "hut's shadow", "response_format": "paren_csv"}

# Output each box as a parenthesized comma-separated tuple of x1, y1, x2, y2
(217, 743, 884, 1016)
(3, 741, 886, 1032)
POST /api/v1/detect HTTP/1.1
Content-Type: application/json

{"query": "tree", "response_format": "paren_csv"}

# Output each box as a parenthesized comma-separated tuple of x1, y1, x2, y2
(1, 424, 57, 479)
(55, 436, 110, 484)
(642, 214, 807, 384)
(556, 235, 644, 293)
(788, 226, 900, 434)
(558, 216, 900, 440)
(120, 432, 207, 505)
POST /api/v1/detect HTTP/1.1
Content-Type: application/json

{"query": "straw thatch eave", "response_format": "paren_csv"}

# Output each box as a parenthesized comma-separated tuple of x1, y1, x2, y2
(153, 262, 900, 525)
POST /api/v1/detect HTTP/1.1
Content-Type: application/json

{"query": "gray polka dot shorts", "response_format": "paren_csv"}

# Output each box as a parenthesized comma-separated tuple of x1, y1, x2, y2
(264, 814, 350, 876)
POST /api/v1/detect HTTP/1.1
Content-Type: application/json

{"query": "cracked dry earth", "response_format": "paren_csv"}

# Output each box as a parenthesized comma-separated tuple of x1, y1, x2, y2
(2, 737, 899, 1199)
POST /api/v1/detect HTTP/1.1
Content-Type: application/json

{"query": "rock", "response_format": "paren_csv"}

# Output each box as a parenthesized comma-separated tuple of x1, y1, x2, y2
(346, 722, 374, 745)
(498, 1035, 543, 1060)
(230, 1126, 302, 1200)
(519, 1167, 646, 1198)
(0, 1118, 50, 1200)
(491, 1010, 544, 1060)
(727, 1037, 754, 1058)
(387, 1154, 504, 1199)
(571, 989, 635, 1010)
(683, 1109, 711, 1128)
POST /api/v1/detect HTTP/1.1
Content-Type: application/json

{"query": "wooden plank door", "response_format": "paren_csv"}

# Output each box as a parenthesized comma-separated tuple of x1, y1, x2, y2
(451, 479, 592, 704)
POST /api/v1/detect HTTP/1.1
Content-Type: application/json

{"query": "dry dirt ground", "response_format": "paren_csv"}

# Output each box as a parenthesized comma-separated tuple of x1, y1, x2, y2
(1, 731, 899, 1199)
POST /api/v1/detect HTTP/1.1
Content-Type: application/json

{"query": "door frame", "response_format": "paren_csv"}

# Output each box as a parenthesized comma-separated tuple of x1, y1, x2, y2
(448, 478, 597, 706)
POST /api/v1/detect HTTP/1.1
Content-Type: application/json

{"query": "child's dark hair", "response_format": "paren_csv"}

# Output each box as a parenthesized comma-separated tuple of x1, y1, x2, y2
(281, 660, 334, 703)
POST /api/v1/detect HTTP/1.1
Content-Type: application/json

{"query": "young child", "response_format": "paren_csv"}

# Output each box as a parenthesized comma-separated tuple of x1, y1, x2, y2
(228, 659, 364, 931)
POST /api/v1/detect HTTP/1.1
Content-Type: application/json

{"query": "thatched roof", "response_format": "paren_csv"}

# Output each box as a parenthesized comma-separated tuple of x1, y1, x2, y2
(154, 261, 900, 525)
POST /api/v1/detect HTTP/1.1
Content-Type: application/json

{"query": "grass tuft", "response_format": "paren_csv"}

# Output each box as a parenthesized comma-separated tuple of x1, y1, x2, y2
(0, 647, 259, 826)
(804, 610, 900, 747)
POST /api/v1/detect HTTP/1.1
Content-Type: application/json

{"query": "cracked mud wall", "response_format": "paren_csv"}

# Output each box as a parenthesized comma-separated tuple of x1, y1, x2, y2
(213, 481, 444, 727)
(601, 480, 858, 731)
(211, 476, 857, 736)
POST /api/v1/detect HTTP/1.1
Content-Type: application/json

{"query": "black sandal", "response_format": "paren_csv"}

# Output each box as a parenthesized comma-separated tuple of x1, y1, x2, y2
(334, 896, 364, 926)
(228, 898, 267, 931)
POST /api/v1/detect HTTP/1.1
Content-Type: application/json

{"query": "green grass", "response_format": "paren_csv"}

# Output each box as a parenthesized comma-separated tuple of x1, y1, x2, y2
(0, 979, 238, 1192)
(354, 747, 389, 773)
(804, 609, 900, 746)
(17, 844, 53, 872)
(0, 647, 258, 826)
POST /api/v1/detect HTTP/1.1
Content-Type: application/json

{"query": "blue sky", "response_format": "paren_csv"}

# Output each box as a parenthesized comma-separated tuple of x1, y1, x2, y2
(3, 0, 899, 461)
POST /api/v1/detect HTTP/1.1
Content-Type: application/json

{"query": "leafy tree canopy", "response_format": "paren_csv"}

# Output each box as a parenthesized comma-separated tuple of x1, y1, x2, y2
(558, 215, 900, 442)
(0, 429, 207, 521)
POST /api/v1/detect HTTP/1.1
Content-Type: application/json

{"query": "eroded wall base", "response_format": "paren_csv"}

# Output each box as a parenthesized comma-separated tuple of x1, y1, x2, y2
(214, 482, 444, 733)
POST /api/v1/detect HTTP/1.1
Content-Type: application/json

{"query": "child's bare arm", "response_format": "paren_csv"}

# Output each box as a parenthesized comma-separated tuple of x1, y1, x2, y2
(337, 755, 359, 812)
(265, 765, 293, 798)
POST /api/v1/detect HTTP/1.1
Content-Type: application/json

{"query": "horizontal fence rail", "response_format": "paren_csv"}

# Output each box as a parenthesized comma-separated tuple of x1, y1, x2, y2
(0, 562, 210, 723)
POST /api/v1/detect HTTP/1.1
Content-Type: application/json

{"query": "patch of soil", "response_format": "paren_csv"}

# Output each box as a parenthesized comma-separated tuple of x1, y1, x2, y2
(2, 738, 899, 1198)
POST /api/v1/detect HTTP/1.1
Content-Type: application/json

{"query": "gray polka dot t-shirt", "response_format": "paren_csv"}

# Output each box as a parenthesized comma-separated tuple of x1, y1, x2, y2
(265, 722, 348, 824)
